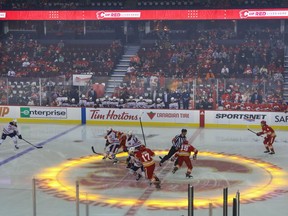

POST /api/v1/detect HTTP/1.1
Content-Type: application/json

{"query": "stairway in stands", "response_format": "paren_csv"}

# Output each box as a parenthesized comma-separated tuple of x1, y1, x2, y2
(105, 45, 140, 95)
(284, 51, 288, 102)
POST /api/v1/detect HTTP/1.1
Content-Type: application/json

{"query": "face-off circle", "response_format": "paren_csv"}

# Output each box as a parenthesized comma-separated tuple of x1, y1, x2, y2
(36, 151, 288, 210)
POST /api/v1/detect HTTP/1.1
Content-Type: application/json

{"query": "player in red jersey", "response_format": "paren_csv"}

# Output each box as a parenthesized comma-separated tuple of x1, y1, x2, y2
(116, 130, 127, 152)
(172, 140, 198, 178)
(134, 146, 161, 189)
(256, 120, 276, 154)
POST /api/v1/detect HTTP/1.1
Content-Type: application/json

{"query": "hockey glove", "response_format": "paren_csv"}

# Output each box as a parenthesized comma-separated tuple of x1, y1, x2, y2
(256, 132, 261, 136)
(18, 135, 22, 139)
(192, 154, 197, 160)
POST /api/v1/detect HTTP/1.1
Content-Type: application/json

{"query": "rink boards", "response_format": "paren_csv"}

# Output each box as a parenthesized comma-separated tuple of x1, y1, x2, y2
(0, 106, 288, 129)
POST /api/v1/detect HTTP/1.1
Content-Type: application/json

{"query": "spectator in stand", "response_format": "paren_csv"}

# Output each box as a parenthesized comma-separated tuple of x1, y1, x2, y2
(243, 64, 253, 76)
(220, 65, 229, 78)
(250, 91, 263, 104)
(7, 68, 16, 77)
(127, 64, 135, 75)
(205, 69, 215, 80)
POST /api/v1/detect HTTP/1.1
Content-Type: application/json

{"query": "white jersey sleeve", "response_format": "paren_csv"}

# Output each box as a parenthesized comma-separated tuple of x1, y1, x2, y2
(3, 123, 19, 135)
(130, 155, 143, 167)
(106, 131, 120, 145)
(169, 102, 179, 109)
(126, 135, 142, 149)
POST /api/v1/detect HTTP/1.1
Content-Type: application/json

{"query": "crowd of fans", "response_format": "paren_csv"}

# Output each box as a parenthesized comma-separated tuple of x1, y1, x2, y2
(0, 31, 123, 106)
(110, 20, 286, 111)
(0, 19, 287, 111)
(0, 33, 123, 78)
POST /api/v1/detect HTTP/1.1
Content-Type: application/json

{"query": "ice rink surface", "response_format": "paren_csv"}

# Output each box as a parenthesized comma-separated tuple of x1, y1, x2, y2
(0, 123, 287, 216)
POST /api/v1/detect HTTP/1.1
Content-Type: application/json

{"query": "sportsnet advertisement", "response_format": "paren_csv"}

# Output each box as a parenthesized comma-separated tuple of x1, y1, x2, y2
(205, 111, 288, 128)
(86, 108, 199, 126)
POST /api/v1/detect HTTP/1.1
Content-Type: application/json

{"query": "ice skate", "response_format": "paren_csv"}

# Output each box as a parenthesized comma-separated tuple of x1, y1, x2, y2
(136, 173, 142, 181)
(172, 167, 178, 174)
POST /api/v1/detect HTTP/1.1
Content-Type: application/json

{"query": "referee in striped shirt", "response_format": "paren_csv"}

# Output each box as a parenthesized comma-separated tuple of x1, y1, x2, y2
(159, 129, 187, 166)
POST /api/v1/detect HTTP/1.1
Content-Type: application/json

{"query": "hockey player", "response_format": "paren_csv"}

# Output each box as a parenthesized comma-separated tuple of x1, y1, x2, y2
(155, 98, 165, 109)
(110, 96, 119, 108)
(86, 97, 95, 107)
(0, 119, 22, 150)
(146, 99, 155, 109)
(125, 131, 141, 148)
(172, 140, 198, 178)
(256, 120, 276, 154)
(118, 99, 125, 109)
(169, 97, 179, 109)
(136, 97, 147, 109)
(102, 95, 110, 108)
(126, 147, 145, 181)
(134, 145, 161, 188)
(94, 99, 102, 108)
(126, 96, 137, 108)
(103, 127, 120, 164)
(116, 130, 127, 152)
(125, 131, 143, 151)
(79, 95, 87, 107)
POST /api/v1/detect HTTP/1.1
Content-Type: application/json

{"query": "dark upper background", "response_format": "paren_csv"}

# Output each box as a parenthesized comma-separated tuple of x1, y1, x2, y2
(1, 0, 288, 10)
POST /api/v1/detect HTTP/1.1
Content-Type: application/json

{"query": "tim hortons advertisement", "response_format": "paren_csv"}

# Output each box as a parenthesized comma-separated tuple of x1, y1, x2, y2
(87, 108, 196, 123)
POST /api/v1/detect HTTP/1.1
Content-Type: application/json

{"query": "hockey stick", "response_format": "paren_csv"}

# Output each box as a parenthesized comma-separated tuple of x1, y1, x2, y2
(139, 110, 147, 146)
(22, 138, 43, 149)
(91, 146, 104, 156)
(247, 128, 257, 135)
(91, 146, 124, 156)
(247, 128, 263, 137)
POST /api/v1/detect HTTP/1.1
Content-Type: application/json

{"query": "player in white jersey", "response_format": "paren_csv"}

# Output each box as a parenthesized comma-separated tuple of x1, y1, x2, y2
(169, 97, 179, 109)
(104, 127, 120, 164)
(125, 131, 143, 150)
(109, 97, 119, 108)
(126, 96, 137, 108)
(136, 97, 147, 108)
(86, 97, 95, 107)
(156, 98, 165, 109)
(79, 95, 87, 107)
(0, 119, 22, 150)
(102, 96, 110, 108)
(126, 147, 145, 181)
(146, 99, 155, 109)
(94, 99, 102, 108)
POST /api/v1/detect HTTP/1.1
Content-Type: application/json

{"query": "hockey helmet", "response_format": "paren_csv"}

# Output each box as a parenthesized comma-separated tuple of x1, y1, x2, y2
(107, 127, 113, 133)
(128, 147, 135, 154)
(127, 131, 133, 137)
(261, 120, 266, 125)
(171, 97, 175, 102)
(156, 98, 161, 102)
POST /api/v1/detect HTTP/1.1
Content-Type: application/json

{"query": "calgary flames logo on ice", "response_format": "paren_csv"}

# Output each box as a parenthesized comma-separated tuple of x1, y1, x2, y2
(36, 151, 288, 211)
